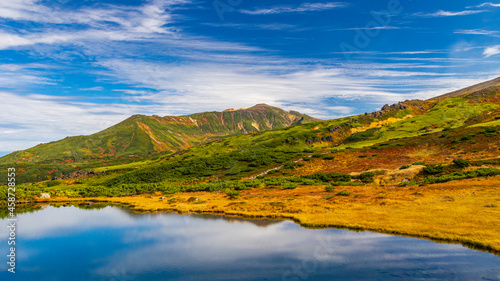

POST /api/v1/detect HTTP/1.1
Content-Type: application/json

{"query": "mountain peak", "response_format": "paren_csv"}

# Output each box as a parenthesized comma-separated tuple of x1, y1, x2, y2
(223, 103, 272, 112)
(222, 107, 247, 112)
(251, 103, 271, 107)
(1, 104, 320, 166)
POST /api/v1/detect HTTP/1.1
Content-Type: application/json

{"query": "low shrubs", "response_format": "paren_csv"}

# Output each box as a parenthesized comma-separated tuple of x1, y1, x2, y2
(46, 180, 62, 187)
(225, 190, 241, 199)
(470, 158, 500, 166)
(3, 170, 361, 200)
(0, 185, 58, 201)
(263, 178, 285, 186)
(284, 162, 297, 169)
(453, 159, 470, 168)
(481, 127, 498, 137)
(325, 186, 336, 192)
(399, 165, 411, 170)
(301, 179, 316, 185)
(78, 182, 180, 197)
(424, 168, 500, 184)
(330, 181, 364, 186)
(345, 128, 378, 143)
(225, 169, 241, 176)
(423, 164, 445, 175)
(282, 182, 298, 189)
(336, 190, 351, 196)
(301, 172, 350, 183)
(460, 134, 476, 141)
(358, 172, 375, 183)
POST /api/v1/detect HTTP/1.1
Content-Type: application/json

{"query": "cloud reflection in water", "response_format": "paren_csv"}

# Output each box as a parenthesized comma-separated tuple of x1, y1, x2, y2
(0, 206, 498, 281)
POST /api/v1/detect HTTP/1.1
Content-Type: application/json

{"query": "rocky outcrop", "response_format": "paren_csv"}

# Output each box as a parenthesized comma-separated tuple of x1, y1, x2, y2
(328, 125, 342, 132)
(305, 135, 334, 144)
(373, 165, 425, 185)
(40, 193, 50, 199)
(367, 101, 410, 119)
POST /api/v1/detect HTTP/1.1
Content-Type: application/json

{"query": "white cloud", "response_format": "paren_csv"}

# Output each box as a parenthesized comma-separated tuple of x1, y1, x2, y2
(203, 22, 299, 31)
(79, 86, 104, 91)
(0, 63, 54, 86)
(0, 0, 266, 68)
(329, 50, 445, 56)
(388, 50, 442, 55)
(414, 2, 500, 18)
(98, 59, 402, 114)
(0, 63, 54, 71)
(455, 29, 500, 36)
(0, 0, 189, 50)
(0, 27, 165, 50)
(240, 2, 347, 15)
(414, 9, 486, 17)
(340, 26, 404, 31)
(467, 2, 500, 8)
(96, 58, 499, 118)
(483, 46, 500, 57)
(325, 106, 355, 115)
(0, 0, 186, 29)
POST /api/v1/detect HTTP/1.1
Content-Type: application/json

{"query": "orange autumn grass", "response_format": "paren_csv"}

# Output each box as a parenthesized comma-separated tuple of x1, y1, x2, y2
(39, 177, 500, 255)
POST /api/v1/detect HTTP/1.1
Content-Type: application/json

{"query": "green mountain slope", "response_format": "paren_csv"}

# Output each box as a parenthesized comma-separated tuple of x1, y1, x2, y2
(0, 104, 320, 183)
(431, 76, 500, 100)
(78, 76, 500, 189)
(1, 104, 320, 164)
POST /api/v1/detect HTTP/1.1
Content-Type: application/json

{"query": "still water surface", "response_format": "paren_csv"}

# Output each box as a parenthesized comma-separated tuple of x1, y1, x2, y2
(0, 205, 499, 281)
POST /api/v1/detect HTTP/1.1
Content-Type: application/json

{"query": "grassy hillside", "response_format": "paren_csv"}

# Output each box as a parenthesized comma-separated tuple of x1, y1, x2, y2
(0, 104, 320, 183)
(93, 95, 499, 188)
(2, 104, 319, 163)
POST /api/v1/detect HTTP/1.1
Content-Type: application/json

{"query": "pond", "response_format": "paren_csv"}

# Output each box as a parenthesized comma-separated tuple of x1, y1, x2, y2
(0, 205, 499, 280)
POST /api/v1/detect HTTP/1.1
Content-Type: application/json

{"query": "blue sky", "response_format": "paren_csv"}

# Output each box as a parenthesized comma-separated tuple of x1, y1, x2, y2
(1, 0, 500, 155)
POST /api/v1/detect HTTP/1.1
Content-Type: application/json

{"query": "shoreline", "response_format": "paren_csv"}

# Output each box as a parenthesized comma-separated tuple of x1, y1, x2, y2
(27, 177, 500, 256)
